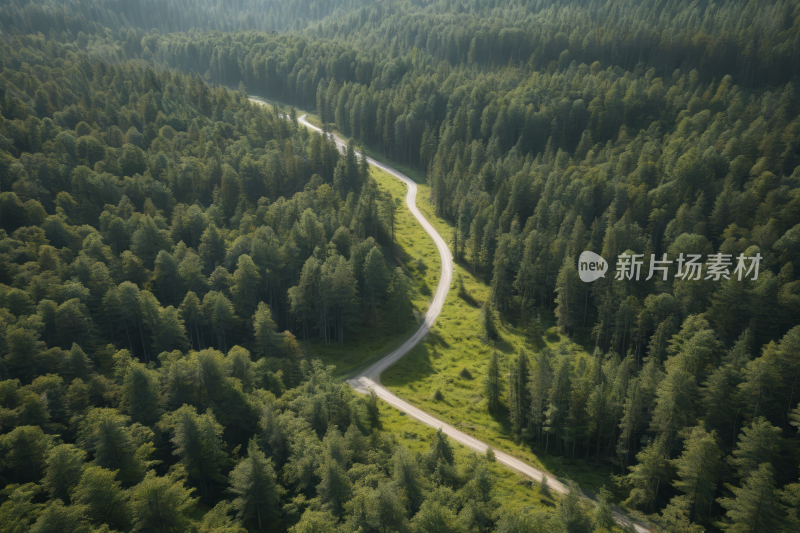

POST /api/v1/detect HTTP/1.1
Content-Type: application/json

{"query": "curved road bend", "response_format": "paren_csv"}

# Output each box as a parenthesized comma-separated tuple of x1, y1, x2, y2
(248, 99, 649, 532)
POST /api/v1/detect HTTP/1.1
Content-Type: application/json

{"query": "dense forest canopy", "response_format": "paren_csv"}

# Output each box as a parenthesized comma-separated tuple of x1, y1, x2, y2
(0, 0, 371, 35)
(1, 0, 800, 532)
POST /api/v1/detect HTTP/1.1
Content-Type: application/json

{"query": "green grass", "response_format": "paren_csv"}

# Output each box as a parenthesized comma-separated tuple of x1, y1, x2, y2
(379, 253, 617, 494)
(378, 399, 556, 513)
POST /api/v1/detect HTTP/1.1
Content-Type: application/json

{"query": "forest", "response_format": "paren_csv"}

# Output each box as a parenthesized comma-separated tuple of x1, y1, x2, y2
(1, 0, 800, 531)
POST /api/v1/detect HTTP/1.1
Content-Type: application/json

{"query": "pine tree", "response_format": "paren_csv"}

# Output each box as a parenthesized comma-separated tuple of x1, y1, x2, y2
(625, 434, 668, 512)
(252, 302, 278, 358)
(363, 247, 389, 327)
(28, 500, 90, 533)
(392, 446, 425, 513)
(649, 365, 696, 448)
(73, 466, 130, 529)
(77, 408, 150, 484)
(163, 404, 228, 498)
(231, 254, 262, 320)
(129, 471, 198, 533)
(728, 417, 782, 480)
(545, 356, 572, 454)
(42, 444, 86, 503)
(153, 249, 179, 306)
(593, 486, 615, 530)
(0, 425, 52, 481)
(316, 453, 351, 516)
(479, 299, 497, 344)
(672, 425, 723, 523)
(230, 439, 283, 532)
(556, 479, 592, 533)
(385, 268, 414, 333)
(508, 349, 529, 434)
(554, 255, 582, 334)
(717, 463, 786, 533)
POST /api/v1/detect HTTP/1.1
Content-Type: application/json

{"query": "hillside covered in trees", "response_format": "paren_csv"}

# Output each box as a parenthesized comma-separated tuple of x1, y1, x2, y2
(1, 0, 800, 531)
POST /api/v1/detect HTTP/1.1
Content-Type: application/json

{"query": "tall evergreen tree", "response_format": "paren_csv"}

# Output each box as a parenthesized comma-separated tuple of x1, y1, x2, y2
(229, 439, 283, 532)
(717, 463, 786, 533)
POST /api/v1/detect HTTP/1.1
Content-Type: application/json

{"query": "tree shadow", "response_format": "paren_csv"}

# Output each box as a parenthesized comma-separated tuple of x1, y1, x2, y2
(424, 328, 450, 349)
(380, 344, 437, 388)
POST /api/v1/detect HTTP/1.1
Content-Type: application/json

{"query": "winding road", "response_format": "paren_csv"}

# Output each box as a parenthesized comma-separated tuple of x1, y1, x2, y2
(249, 98, 649, 532)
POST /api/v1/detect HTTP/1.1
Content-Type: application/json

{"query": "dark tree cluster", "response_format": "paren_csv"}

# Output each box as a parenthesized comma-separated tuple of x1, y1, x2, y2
(0, 34, 493, 533)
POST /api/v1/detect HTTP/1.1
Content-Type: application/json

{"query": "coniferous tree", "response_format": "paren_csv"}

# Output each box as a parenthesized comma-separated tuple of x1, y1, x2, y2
(129, 471, 198, 533)
(717, 463, 786, 533)
(229, 439, 283, 532)
(508, 350, 529, 434)
(73, 466, 130, 529)
(671, 425, 723, 524)
(484, 350, 501, 415)
(42, 444, 86, 503)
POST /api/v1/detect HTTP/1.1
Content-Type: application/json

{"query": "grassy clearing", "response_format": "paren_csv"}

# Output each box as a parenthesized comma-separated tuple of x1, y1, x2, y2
(378, 399, 556, 513)
(302, 164, 442, 378)
(375, 184, 617, 495)
(379, 247, 616, 493)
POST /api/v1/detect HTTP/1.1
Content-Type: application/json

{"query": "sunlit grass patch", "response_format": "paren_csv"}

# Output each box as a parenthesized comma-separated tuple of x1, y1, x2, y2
(379, 400, 555, 513)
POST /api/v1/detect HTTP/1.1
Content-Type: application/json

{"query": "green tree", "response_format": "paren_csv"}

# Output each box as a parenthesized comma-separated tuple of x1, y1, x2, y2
(198, 501, 247, 533)
(29, 500, 90, 533)
(672, 425, 723, 523)
(252, 302, 278, 359)
(162, 405, 228, 498)
(624, 434, 668, 512)
(556, 479, 592, 533)
(290, 510, 339, 533)
(0, 425, 52, 480)
(229, 439, 283, 531)
(77, 408, 150, 484)
(73, 466, 130, 529)
(153, 250, 180, 306)
(479, 300, 497, 344)
(554, 255, 582, 335)
(231, 254, 262, 319)
(592, 486, 615, 531)
(508, 349, 529, 433)
(410, 500, 462, 533)
(0, 483, 43, 533)
(129, 471, 197, 533)
(363, 247, 389, 327)
(384, 268, 414, 332)
(728, 417, 782, 480)
(717, 463, 786, 533)
(120, 361, 161, 425)
(42, 444, 86, 503)
(392, 446, 426, 513)
(316, 453, 352, 515)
